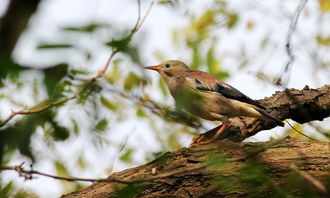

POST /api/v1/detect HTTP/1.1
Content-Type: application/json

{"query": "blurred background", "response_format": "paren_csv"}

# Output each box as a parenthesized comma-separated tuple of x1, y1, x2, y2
(0, 0, 329, 197)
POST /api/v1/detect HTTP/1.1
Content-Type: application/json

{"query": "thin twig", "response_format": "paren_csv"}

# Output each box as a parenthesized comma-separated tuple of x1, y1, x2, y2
(1, 163, 205, 185)
(0, 164, 130, 184)
(286, 121, 318, 141)
(0, 0, 156, 128)
(278, 0, 307, 87)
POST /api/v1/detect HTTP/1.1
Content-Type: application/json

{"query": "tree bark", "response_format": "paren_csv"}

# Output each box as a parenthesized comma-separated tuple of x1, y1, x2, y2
(62, 85, 330, 198)
(62, 140, 330, 198)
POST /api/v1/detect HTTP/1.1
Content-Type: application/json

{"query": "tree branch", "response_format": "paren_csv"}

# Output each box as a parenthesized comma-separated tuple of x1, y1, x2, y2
(61, 140, 330, 198)
(200, 84, 330, 142)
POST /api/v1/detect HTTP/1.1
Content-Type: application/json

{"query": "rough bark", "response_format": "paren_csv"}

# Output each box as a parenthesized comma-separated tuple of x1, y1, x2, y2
(62, 85, 330, 198)
(62, 140, 330, 198)
(204, 84, 330, 142)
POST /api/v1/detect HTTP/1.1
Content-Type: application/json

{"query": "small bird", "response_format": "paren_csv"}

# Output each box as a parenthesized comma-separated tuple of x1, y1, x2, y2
(145, 60, 284, 143)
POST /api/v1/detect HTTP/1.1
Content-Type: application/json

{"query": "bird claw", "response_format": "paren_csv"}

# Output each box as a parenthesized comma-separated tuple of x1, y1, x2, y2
(191, 134, 206, 145)
(190, 123, 229, 146)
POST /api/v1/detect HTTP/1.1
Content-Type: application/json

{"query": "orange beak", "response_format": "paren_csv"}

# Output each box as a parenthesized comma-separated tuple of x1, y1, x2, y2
(144, 65, 161, 71)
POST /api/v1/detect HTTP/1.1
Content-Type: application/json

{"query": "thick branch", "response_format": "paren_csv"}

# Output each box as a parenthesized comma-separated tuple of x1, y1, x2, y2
(202, 84, 330, 142)
(62, 140, 330, 198)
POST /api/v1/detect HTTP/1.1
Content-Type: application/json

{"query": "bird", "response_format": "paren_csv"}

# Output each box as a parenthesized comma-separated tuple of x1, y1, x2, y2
(145, 60, 284, 144)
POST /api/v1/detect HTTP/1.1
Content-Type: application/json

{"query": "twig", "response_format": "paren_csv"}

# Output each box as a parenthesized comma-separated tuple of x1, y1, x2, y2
(0, 163, 130, 184)
(278, 0, 307, 87)
(1, 163, 205, 185)
(286, 121, 318, 141)
(108, 128, 136, 173)
(0, 0, 156, 128)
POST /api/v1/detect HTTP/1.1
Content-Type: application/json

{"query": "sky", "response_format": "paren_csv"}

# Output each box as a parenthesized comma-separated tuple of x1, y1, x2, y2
(1, 0, 330, 197)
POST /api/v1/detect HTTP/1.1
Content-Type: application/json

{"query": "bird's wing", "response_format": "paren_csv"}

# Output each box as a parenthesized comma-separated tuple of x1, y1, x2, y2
(186, 71, 266, 109)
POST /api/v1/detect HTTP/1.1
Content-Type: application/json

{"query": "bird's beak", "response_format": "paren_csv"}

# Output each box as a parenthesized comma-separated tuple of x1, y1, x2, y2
(144, 65, 161, 71)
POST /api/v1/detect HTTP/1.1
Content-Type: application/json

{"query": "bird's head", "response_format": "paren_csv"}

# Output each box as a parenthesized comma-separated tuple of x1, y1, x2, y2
(144, 60, 191, 79)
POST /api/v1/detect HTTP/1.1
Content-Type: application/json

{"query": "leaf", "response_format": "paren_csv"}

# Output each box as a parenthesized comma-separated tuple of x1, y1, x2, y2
(124, 72, 147, 91)
(316, 35, 330, 46)
(158, 78, 168, 96)
(77, 156, 88, 169)
(37, 43, 73, 49)
(71, 119, 80, 135)
(51, 80, 73, 100)
(43, 63, 68, 97)
(70, 68, 90, 76)
(226, 13, 238, 29)
(246, 20, 254, 30)
(136, 108, 147, 117)
(191, 45, 201, 70)
(50, 120, 70, 141)
(119, 148, 134, 163)
(286, 123, 304, 139)
(77, 83, 101, 104)
(100, 96, 117, 111)
(106, 36, 131, 52)
(318, 0, 330, 12)
(62, 24, 103, 33)
(94, 119, 108, 132)
(206, 45, 218, 74)
(0, 181, 14, 198)
(55, 161, 69, 177)
(0, 55, 26, 83)
(105, 59, 122, 84)
(106, 35, 141, 63)
(214, 71, 230, 80)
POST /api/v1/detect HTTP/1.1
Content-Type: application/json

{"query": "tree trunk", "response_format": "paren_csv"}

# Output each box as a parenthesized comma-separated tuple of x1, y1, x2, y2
(62, 85, 330, 198)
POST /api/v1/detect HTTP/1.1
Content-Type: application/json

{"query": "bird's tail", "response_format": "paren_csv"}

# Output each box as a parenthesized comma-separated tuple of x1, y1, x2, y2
(255, 108, 284, 127)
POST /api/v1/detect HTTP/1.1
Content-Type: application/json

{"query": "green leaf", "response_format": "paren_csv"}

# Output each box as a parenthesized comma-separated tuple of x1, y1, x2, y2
(37, 43, 73, 49)
(124, 72, 147, 91)
(206, 45, 217, 74)
(227, 13, 238, 29)
(51, 79, 72, 100)
(0, 55, 26, 83)
(0, 181, 14, 198)
(77, 156, 88, 169)
(316, 35, 330, 46)
(158, 78, 168, 96)
(214, 71, 230, 80)
(136, 108, 147, 117)
(100, 97, 117, 111)
(106, 36, 131, 52)
(62, 24, 103, 32)
(72, 119, 80, 135)
(105, 59, 122, 84)
(43, 63, 68, 97)
(119, 148, 134, 163)
(70, 68, 90, 76)
(77, 83, 101, 104)
(94, 119, 108, 132)
(191, 45, 201, 70)
(105, 36, 141, 63)
(50, 120, 70, 141)
(55, 160, 69, 177)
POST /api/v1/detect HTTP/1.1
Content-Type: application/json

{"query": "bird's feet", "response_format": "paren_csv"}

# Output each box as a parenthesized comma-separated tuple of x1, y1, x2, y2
(191, 134, 206, 145)
(190, 123, 229, 145)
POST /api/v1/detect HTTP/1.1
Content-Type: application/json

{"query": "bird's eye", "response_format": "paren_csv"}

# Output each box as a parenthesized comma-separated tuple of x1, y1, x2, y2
(165, 64, 171, 68)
